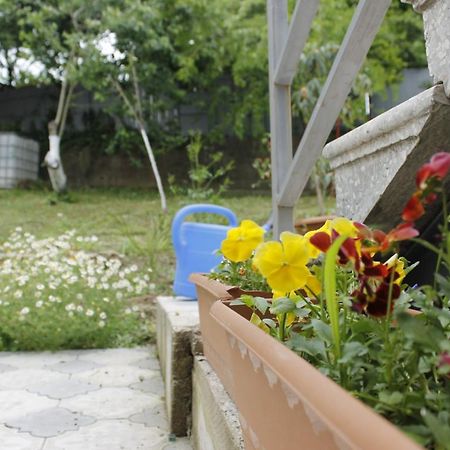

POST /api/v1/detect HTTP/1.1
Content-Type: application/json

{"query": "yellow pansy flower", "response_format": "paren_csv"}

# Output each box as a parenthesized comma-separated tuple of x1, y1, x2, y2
(305, 217, 359, 258)
(221, 220, 265, 262)
(306, 274, 322, 296)
(253, 232, 311, 292)
(328, 217, 359, 238)
(304, 220, 332, 258)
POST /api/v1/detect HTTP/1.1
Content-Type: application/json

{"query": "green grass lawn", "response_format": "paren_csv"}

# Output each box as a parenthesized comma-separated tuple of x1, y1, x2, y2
(0, 188, 334, 294)
(0, 187, 334, 350)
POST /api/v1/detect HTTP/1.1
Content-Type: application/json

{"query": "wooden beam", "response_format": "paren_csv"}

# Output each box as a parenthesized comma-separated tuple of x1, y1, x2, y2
(267, 0, 294, 236)
(274, 0, 319, 86)
(278, 0, 392, 207)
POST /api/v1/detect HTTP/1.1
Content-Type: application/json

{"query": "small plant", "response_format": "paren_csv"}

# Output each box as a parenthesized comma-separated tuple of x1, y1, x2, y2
(169, 132, 234, 200)
(0, 229, 155, 350)
(251, 133, 271, 190)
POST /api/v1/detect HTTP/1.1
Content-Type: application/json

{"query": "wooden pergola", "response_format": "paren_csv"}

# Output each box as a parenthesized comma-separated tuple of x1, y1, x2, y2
(267, 0, 392, 237)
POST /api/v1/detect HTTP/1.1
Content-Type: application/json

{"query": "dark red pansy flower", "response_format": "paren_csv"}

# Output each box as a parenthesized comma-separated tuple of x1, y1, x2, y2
(366, 282, 401, 317)
(364, 263, 388, 278)
(401, 194, 425, 222)
(338, 236, 360, 267)
(309, 232, 331, 252)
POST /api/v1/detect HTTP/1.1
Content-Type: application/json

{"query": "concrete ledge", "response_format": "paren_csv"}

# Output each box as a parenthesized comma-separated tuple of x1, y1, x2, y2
(192, 357, 244, 450)
(156, 296, 199, 436)
(323, 85, 450, 227)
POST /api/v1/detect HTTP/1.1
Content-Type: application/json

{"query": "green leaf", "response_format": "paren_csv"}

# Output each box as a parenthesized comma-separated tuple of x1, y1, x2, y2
(230, 299, 245, 306)
(254, 297, 270, 315)
(378, 391, 404, 406)
(323, 235, 347, 360)
(400, 425, 430, 447)
(239, 295, 255, 309)
(287, 334, 326, 358)
(435, 273, 450, 298)
(350, 317, 378, 334)
(294, 308, 311, 319)
(421, 409, 450, 448)
(270, 298, 295, 315)
(397, 312, 444, 352)
(262, 318, 276, 329)
(339, 341, 368, 364)
(250, 312, 270, 334)
(418, 356, 432, 374)
(310, 319, 332, 344)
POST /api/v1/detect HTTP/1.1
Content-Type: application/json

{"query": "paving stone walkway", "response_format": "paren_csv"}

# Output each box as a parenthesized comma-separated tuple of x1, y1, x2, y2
(0, 346, 192, 450)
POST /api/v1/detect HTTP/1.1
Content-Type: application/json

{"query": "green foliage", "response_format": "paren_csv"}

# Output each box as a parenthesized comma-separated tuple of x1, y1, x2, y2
(168, 132, 234, 200)
(251, 133, 271, 190)
(211, 258, 269, 292)
(1, 0, 427, 152)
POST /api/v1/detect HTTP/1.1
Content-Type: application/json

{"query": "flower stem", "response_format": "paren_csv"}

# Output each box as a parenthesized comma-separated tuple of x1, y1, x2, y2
(383, 268, 396, 387)
(279, 313, 287, 341)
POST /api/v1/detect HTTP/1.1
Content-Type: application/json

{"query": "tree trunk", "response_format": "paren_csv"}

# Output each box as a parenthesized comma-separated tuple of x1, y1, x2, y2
(43, 79, 73, 193)
(44, 127, 67, 193)
(139, 126, 167, 213)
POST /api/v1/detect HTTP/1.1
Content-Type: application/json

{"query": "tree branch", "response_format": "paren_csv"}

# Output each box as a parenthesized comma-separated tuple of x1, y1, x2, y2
(111, 76, 141, 126)
(59, 83, 75, 139)
(130, 60, 144, 124)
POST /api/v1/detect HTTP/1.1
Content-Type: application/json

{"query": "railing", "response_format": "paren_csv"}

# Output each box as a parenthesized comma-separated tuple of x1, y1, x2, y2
(267, 0, 392, 236)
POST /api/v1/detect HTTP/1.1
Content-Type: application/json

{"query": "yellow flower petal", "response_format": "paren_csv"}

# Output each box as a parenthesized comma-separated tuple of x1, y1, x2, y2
(266, 264, 311, 292)
(306, 274, 322, 296)
(329, 218, 358, 238)
(280, 232, 310, 266)
(221, 220, 265, 262)
(253, 241, 284, 276)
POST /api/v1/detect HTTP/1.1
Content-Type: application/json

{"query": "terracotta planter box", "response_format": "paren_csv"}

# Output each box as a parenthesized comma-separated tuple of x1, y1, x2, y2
(189, 273, 271, 400)
(192, 275, 421, 450)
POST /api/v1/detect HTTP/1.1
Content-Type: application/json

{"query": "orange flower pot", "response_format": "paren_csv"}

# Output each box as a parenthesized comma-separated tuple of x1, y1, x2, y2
(189, 273, 271, 400)
(192, 275, 422, 450)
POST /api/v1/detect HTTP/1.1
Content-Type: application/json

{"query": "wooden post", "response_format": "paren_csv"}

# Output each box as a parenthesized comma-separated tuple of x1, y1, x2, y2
(278, 0, 391, 207)
(267, 0, 293, 237)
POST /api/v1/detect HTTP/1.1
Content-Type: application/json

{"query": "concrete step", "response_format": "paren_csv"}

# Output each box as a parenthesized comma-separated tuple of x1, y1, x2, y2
(323, 84, 450, 229)
(156, 296, 243, 450)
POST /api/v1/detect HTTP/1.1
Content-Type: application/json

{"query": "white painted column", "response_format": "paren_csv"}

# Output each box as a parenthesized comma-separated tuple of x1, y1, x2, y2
(267, 0, 294, 237)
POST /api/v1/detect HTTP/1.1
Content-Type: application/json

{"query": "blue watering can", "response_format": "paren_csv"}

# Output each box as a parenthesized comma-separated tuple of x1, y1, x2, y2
(172, 204, 238, 298)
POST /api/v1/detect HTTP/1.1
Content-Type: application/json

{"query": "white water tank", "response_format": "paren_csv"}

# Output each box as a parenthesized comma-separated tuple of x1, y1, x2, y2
(0, 133, 39, 188)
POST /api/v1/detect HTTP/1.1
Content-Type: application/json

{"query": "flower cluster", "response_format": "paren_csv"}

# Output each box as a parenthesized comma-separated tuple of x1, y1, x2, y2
(219, 215, 411, 317)
(0, 228, 154, 350)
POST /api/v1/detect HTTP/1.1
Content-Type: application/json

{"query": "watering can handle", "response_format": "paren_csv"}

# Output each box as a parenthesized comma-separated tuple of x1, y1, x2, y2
(171, 204, 238, 251)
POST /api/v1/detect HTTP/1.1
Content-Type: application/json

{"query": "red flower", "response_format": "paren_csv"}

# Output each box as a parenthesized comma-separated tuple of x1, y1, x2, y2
(416, 152, 450, 190)
(366, 282, 401, 317)
(386, 222, 419, 243)
(402, 194, 425, 222)
(309, 230, 361, 268)
(309, 232, 331, 253)
(439, 352, 450, 368)
(351, 265, 402, 318)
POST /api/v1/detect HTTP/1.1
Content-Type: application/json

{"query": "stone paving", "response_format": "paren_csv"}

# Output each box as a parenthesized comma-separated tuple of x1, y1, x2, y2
(0, 346, 192, 450)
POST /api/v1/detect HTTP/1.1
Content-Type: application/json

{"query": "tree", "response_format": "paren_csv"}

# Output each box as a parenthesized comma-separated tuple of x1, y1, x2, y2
(216, 0, 426, 138)
(15, 0, 116, 193)
(79, 0, 234, 211)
